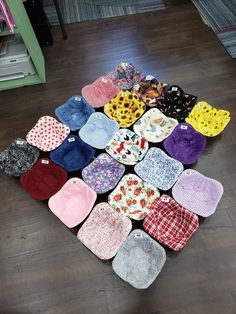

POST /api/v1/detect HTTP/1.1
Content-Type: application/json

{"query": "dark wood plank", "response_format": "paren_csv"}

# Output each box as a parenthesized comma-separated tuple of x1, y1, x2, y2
(0, 1, 236, 313)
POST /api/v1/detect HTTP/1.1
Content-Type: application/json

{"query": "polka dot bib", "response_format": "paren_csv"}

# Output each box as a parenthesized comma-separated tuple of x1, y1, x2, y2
(26, 116, 70, 152)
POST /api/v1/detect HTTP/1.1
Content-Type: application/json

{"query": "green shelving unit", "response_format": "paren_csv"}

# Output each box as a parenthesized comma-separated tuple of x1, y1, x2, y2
(0, 0, 46, 91)
(0, 24, 19, 36)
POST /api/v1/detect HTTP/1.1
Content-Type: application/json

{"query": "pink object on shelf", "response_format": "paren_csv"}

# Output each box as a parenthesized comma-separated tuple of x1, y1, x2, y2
(3, 0, 15, 27)
(0, 0, 15, 33)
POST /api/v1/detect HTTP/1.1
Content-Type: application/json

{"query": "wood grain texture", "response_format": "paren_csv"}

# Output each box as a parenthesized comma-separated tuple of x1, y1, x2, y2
(0, 1, 236, 313)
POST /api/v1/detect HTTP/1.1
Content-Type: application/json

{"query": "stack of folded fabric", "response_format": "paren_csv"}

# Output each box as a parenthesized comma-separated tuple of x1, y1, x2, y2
(0, 60, 231, 290)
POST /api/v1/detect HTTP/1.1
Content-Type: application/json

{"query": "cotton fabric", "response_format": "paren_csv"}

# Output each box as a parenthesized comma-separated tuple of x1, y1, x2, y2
(156, 85, 197, 121)
(185, 101, 231, 136)
(143, 195, 199, 251)
(107, 61, 145, 90)
(55, 95, 95, 131)
(48, 177, 97, 228)
(104, 91, 146, 128)
(134, 147, 183, 190)
(132, 75, 167, 107)
(133, 108, 178, 143)
(26, 116, 70, 152)
(106, 129, 148, 165)
(172, 169, 224, 217)
(0, 138, 39, 177)
(108, 174, 160, 220)
(50, 135, 95, 172)
(163, 123, 206, 164)
(78, 202, 132, 260)
(20, 158, 67, 200)
(112, 229, 166, 289)
(82, 153, 125, 194)
(82, 76, 120, 108)
(79, 112, 120, 149)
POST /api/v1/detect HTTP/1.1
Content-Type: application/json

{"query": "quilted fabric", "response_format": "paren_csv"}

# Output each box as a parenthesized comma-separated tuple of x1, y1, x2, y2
(107, 61, 145, 90)
(82, 153, 125, 194)
(104, 91, 146, 128)
(79, 112, 120, 149)
(77, 202, 132, 260)
(134, 147, 183, 190)
(112, 229, 166, 289)
(50, 135, 95, 172)
(133, 108, 178, 143)
(172, 169, 224, 217)
(26, 116, 70, 152)
(108, 174, 160, 220)
(55, 95, 95, 131)
(185, 101, 231, 137)
(81, 76, 120, 108)
(143, 195, 199, 251)
(0, 138, 39, 177)
(20, 158, 67, 201)
(105, 129, 148, 165)
(48, 178, 97, 228)
(156, 85, 197, 121)
(132, 75, 167, 107)
(163, 123, 206, 164)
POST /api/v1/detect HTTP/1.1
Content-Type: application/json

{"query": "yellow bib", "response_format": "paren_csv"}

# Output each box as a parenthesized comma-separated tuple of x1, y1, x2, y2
(104, 91, 146, 128)
(185, 101, 231, 137)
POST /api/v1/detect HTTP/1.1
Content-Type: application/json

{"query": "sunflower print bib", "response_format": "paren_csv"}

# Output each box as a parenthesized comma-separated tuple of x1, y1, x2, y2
(104, 91, 146, 128)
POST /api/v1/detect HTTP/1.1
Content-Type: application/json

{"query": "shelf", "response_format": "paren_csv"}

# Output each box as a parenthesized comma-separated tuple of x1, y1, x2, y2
(0, 73, 45, 91)
(0, 0, 46, 91)
(0, 24, 18, 36)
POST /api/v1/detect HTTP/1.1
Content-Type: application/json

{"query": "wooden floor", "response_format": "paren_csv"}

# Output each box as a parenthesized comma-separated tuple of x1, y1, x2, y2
(1, 1, 236, 313)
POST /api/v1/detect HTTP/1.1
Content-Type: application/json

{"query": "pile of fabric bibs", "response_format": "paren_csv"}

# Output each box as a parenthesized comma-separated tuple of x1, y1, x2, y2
(0, 61, 231, 289)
